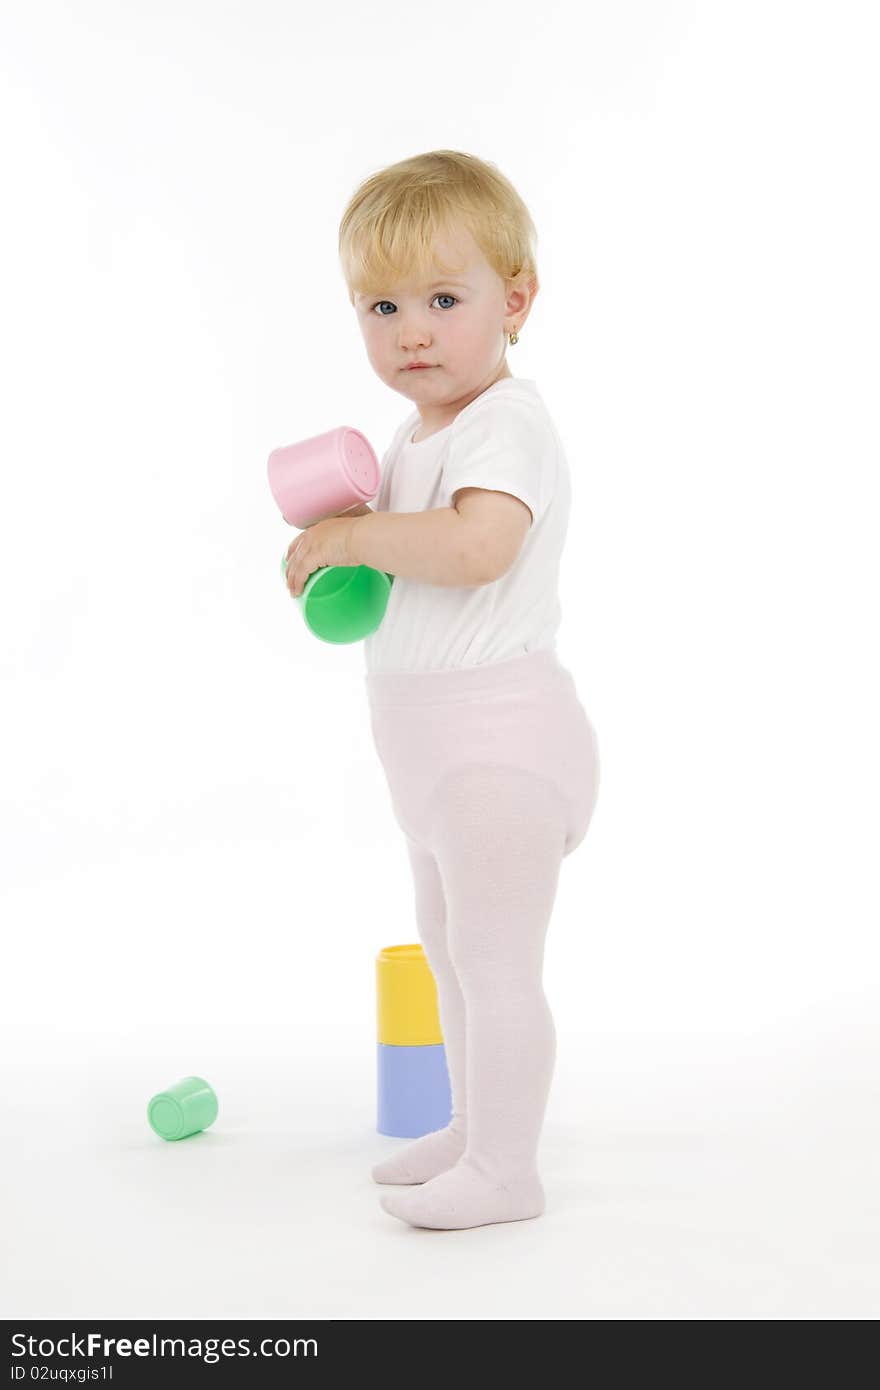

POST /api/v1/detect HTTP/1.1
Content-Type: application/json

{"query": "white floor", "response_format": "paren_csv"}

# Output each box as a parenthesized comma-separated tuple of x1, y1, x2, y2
(2, 1022, 877, 1321)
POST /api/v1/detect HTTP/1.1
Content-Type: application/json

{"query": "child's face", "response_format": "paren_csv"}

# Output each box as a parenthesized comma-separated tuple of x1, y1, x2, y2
(353, 225, 532, 409)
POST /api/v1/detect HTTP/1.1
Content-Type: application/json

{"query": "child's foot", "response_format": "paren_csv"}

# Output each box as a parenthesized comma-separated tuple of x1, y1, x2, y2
(371, 1124, 467, 1185)
(378, 1157, 545, 1230)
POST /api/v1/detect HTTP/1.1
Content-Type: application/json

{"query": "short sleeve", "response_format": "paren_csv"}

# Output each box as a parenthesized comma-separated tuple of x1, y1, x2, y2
(441, 394, 556, 527)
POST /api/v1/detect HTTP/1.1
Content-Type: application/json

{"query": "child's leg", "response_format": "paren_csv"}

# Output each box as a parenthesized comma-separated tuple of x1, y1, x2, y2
(372, 836, 468, 1184)
(379, 763, 568, 1229)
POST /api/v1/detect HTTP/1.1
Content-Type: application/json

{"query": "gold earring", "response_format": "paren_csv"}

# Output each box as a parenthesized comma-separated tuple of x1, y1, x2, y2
(508, 326, 519, 346)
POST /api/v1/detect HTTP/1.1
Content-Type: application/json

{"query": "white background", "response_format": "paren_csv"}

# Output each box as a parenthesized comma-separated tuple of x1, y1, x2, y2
(1, 0, 877, 1320)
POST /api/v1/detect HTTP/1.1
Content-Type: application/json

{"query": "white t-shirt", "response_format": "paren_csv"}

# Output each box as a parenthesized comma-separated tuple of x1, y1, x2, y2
(363, 376, 571, 674)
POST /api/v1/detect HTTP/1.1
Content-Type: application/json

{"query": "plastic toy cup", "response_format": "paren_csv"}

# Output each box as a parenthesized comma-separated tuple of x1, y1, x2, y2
(375, 944, 451, 1138)
(147, 1076, 218, 1141)
(267, 426, 380, 528)
(281, 551, 395, 643)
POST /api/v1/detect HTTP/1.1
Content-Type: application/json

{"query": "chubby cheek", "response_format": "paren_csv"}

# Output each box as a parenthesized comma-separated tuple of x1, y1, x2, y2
(463, 320, 495, 355)
(363, 330, 394, 376)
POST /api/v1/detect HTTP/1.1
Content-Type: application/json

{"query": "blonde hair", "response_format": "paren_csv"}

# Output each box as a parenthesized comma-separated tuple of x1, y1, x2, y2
(338, 149, 539, 305)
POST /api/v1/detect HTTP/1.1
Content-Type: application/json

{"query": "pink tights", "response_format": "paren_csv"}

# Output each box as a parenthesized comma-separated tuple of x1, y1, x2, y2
(366, 648, 600, 1211)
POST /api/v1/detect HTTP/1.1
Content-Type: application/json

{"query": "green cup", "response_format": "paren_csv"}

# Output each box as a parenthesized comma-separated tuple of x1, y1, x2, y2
(281, 551, 394, 644)
(147, 1076, 218, 1141)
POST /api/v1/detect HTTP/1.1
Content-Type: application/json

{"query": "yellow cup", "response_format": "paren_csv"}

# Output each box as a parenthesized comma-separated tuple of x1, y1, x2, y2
(376, 944, 443, 1046)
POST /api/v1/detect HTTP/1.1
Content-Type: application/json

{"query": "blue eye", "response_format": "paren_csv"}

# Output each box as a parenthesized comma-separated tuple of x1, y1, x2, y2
(370, 294, 458, 315)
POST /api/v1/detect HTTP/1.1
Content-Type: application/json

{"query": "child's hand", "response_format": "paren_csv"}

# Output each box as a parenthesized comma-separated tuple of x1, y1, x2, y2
(283, 517, 358, 598)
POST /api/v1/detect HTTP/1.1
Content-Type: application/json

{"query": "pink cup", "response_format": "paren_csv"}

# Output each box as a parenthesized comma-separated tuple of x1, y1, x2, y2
(267, 426, 380, 528)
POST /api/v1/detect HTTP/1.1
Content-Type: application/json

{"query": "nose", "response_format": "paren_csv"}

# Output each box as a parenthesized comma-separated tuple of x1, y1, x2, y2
(397, 317, 432, 351)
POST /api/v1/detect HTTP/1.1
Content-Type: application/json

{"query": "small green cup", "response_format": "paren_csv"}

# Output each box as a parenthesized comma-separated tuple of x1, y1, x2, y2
(147, 1075, 218, 1141)
(281, 550, 394, 644)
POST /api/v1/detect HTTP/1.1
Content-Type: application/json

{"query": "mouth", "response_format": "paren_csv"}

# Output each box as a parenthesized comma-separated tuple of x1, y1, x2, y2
(403, 364, 436, 371)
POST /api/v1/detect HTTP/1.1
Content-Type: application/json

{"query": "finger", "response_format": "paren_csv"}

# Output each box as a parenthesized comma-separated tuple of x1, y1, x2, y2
(289, 554, 309, 597)
(284, 542, 302, 580)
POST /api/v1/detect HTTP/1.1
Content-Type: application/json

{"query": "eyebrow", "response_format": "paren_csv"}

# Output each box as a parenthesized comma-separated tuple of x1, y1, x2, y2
(357, 280, 469, 301)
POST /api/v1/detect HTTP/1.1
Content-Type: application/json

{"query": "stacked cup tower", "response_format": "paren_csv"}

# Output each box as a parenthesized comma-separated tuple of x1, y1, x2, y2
(375, 944, 452, 1138)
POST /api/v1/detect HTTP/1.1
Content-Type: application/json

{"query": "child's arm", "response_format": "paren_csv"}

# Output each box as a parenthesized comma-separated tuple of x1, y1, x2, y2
(348, 508, 489, 587)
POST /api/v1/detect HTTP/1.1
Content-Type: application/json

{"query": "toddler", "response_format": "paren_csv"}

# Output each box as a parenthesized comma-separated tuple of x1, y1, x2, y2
(284, 150, 600, 1230)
